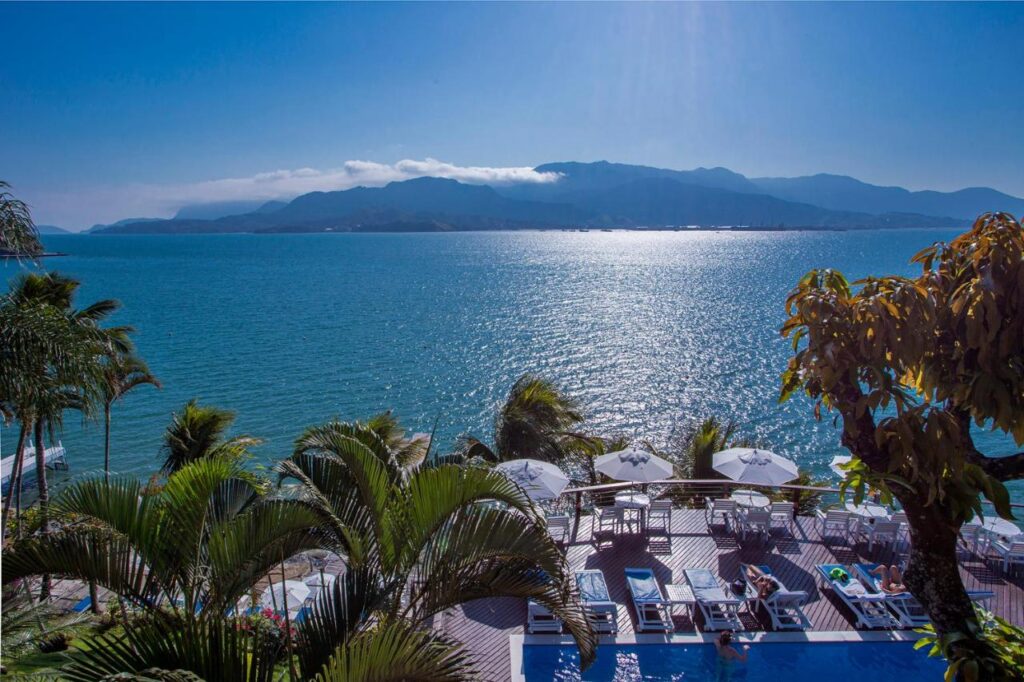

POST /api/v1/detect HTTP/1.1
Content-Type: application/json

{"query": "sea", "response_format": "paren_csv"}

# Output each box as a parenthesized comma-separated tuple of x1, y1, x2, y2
(4, 229, 1021, 502)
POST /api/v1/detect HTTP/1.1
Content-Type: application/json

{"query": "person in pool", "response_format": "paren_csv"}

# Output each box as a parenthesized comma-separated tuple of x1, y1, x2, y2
(745, 565, 780, 600)
(714, 630, 749, 662)
(870, 564, 908, 594)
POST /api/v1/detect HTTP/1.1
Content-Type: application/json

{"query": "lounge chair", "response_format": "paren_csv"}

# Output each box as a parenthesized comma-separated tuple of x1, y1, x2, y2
(851, 563, 929, 627)
(683, 567, 743, 632)
(624, 567, 673, 632)
(989, 539, 1024, 574)
(527, 600, 563, 633)
(576, 569, 618, 634)
(815, 564, 896, 629)
(72, 596, 92, 613)
(546, 514, 571, 546)
(740, 564, 811, 631)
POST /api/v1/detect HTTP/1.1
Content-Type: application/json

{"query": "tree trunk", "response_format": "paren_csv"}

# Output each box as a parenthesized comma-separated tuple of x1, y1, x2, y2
(34, 420, 51, 601)
(1, 421, 29, 541)
(89, 579, 101, 614)
(104, 402, 111, 483)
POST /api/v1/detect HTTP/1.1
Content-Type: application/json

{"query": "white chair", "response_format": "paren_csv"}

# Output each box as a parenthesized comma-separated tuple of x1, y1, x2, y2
(546, 514, 571, 546)
(740, 509, 771, 542)
(990, 539, 1024, 574)
(889, 512, 910, 548)
(769, 502, 795, 534)
(958, 523, 986, 559)
(859, 520, 901, 554)
(816, 509, 853, 543)
(594, 506, 623, 537)
(647, 499, 673, 536)
(706, 498, 738, 532)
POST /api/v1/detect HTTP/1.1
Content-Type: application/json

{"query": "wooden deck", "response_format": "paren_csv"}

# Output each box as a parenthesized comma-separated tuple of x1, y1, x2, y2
(442, 509, 1024, 681)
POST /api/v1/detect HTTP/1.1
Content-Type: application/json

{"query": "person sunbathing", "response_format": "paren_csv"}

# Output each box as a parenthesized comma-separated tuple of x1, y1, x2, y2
(745, 565, 780, 600)
(715, 630, 749, 662)
(870, 564, 908, 594)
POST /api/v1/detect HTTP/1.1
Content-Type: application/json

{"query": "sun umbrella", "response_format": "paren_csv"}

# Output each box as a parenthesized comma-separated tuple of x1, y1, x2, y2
(594, 447, 674, 483)
(303, 572, 338, 591)
(495, 459, 569, 501)
(830, 455, 852, 477)
(260, 580, 310, 612)
(712, 448, 798, 486)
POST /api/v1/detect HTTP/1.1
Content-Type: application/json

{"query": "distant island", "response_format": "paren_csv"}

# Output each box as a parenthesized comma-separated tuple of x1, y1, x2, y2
(86, 161, 1024, 235)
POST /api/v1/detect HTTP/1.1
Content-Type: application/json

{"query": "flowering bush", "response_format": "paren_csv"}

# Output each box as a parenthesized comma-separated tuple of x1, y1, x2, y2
(235, 608, 297, 660)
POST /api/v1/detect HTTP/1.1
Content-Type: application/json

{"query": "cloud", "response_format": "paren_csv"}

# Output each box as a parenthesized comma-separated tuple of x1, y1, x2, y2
(29, 159, 562, 230)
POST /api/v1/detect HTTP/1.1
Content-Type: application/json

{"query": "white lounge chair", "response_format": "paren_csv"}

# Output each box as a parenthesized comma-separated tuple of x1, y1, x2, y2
(576, 569, 618, 634)
(624, 567, 673, 632)
(815, 564, 896, 629)
(740, 564, 811, 631)
(526, 600, 562, 633)
(546, 514, 571, 546)
(683, 567, 743, 632)
(816, 509, 854, 543)
(851, 563, 929, 628)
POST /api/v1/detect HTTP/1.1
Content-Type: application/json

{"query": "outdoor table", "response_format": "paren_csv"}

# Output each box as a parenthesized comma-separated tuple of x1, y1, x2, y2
(729, 489, 770, 508)
(614, 492, 651, 532)
(664, 583, 695, 619)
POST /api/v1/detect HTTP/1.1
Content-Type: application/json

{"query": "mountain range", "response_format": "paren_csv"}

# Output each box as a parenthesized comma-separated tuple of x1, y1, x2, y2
(90, 161, 1024, 235)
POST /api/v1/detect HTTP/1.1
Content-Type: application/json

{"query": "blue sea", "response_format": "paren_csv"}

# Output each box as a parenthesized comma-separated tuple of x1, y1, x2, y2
(4, 229, 1020, 500)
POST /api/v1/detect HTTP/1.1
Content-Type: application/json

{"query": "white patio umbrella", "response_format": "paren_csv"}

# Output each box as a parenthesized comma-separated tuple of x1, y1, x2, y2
(712, 448, 799, 486)
(495, 459, 569, 501)
(594, 447, 674, 483)
(260, 580, 310, 612)
(830, 455, 852, 477)
(303, 572, 337, 591)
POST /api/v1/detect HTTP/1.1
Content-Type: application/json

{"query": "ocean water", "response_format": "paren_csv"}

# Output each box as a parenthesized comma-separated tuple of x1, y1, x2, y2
(521, 641, 946, 681)
(3, 230, 1020, 500)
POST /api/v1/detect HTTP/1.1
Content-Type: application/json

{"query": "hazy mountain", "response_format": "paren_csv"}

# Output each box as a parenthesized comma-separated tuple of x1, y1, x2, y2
(174, 199, 289, 220)
(35, 224, 71, 234)
(750, 174, 1024, 220)
(87, 217, 163, 233)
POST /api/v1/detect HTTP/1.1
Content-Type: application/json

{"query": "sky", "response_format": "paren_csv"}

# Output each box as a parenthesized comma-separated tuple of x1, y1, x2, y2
(1, 2, 1022, 230)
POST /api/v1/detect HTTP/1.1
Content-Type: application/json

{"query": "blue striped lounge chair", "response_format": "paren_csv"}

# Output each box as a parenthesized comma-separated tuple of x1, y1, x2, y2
(740, 564, 811, 631)
(576, 569, 618, 634)
(683, 568, 742, 632)
(624, 567, 673, 632)
(815, 564, 896, 629)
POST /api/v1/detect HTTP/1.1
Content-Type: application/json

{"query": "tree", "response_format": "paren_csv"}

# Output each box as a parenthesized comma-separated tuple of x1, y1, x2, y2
(0, 181, 42, 258)
(279, 417, 597, 677)
(456, 373, 584, 463)
(160, 399, 259, 474)
(780, 212, 1024, 679)
(100, 353, 161, 481)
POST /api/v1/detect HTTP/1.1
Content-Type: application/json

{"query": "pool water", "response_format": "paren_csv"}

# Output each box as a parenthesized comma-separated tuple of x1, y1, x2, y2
(522, 642, 946, 681)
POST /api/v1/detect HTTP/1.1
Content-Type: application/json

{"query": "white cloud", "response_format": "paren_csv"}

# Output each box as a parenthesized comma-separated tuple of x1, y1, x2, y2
(28, 159, 562, 230)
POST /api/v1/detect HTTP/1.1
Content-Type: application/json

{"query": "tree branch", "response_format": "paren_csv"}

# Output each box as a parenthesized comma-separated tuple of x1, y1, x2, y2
(968, 451, 1024, 482)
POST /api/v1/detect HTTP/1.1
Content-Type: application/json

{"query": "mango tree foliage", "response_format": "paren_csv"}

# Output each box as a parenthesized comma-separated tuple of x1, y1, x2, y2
(781, 212, 1024, 680)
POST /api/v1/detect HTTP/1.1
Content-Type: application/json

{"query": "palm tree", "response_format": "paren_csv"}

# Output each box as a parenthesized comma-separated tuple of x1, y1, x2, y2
(99, 353, 161, 481)
(161, 399, 259, 474)
(456, 373, 584, 463)
(0, 181, 42, 258)
(278, 417, 597, 678)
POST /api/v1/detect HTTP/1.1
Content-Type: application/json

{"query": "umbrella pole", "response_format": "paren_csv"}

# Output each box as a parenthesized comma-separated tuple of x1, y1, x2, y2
(573, 491, 582, 541)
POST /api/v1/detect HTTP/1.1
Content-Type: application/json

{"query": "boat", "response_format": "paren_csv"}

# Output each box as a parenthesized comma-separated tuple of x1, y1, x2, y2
(1, 442, 69, 494)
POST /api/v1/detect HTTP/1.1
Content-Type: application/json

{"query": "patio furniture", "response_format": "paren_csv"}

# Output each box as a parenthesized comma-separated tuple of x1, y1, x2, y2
(958, 523, 987, 559)
(546, 514, 571, 546)
(769, 501, 795, 534)
(647, 499, 673, 536)
(739, 564, 811, 631)
(738, 508, 771, 542)
(624, 567, 674, 632)
(705, 498, 738, 532)
(594, 506, 624, 537)
(527, 600, 562, 633)
(989, 539, 1024, 574)
(495, 459, 569, 501)
(815, 564, 897, 629)
(683, 568, 743, 631)
(712, 448, 799, 487)
(596, 448, 674, 483)
(663, 582, 696, 621)
(856, 520, 902, 554)
(852, 563, 930, 628)
(614, 491, 651, 533)
(816, 509, 854, 543)
(576, 570, 619, 634)
(729, 489, 770, 508)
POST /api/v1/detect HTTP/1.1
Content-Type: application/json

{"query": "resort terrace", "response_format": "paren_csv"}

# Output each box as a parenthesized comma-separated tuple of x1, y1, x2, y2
(439, 480, 1024, 681)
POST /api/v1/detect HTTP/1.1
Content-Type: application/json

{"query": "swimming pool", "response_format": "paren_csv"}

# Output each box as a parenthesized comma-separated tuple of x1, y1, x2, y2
(521, 641, 945, 681)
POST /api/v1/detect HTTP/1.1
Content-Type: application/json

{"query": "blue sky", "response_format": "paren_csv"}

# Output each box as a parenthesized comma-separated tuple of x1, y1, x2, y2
(1, 2, 1022, 229)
